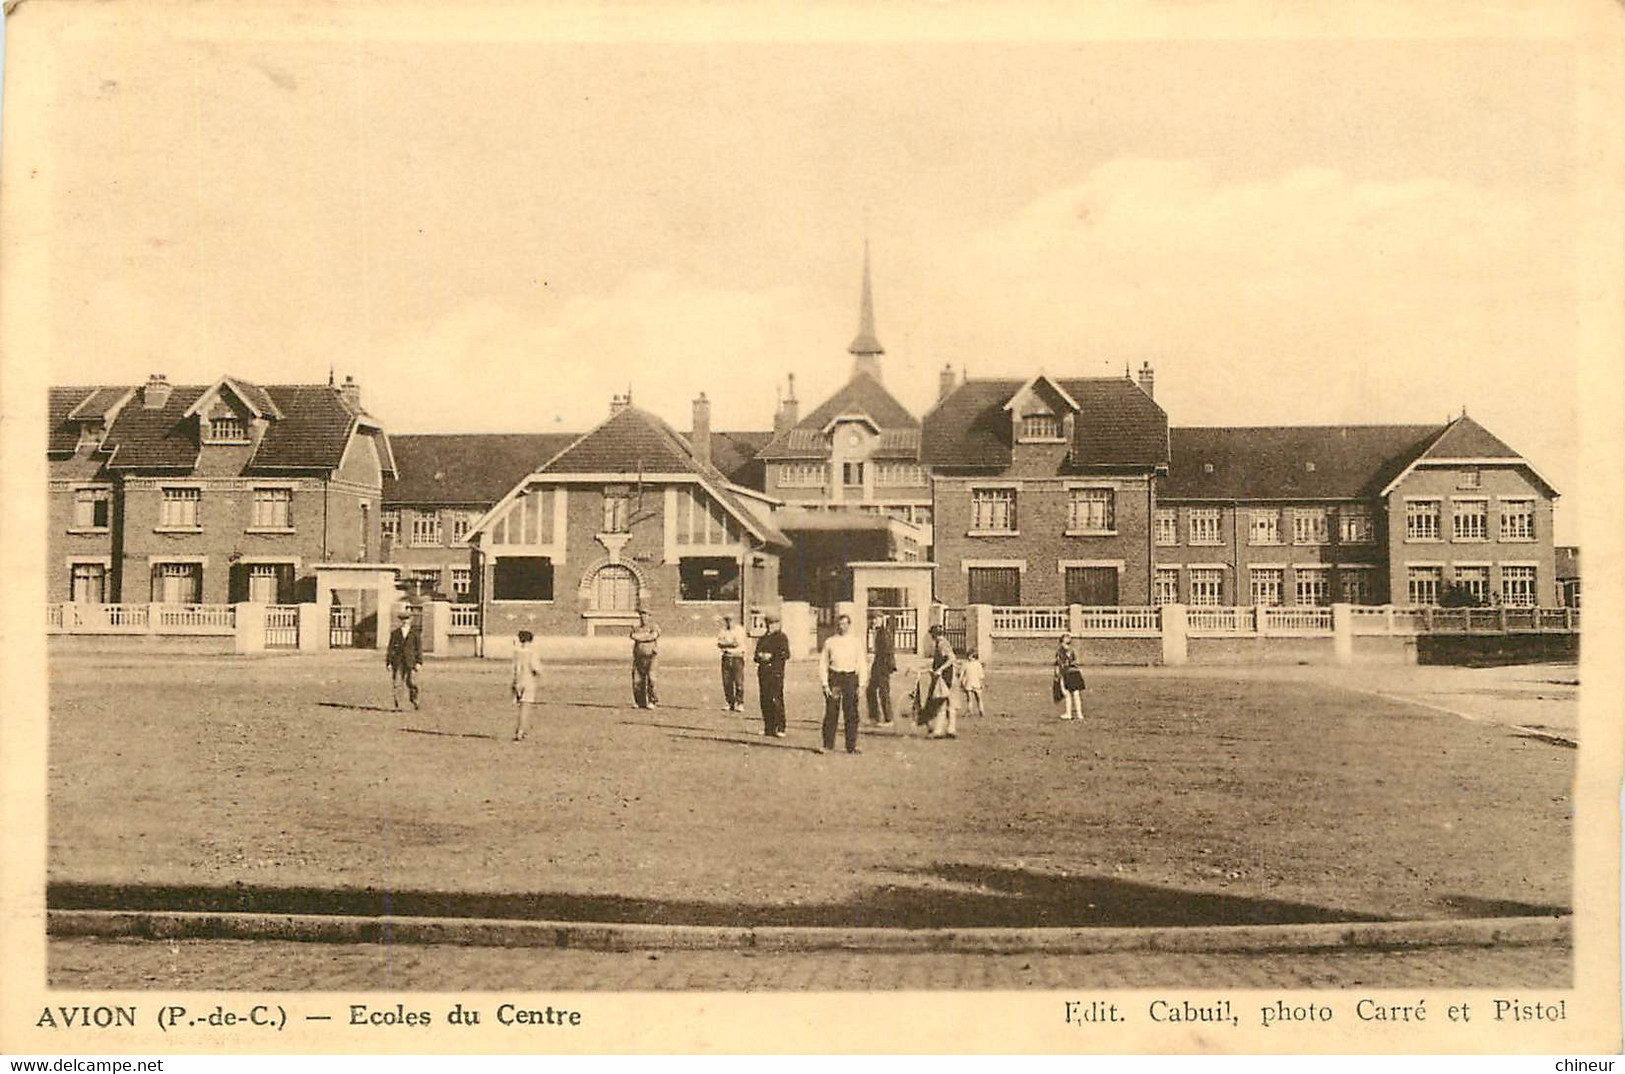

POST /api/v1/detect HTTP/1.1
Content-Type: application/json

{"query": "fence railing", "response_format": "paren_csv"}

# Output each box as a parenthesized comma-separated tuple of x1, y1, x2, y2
(1075, 606, 1161, 636)
(448, 604, 481, 633)
(48, 602, 152, 633)
(990, 606, 1070, 637)
(264, 605, 300, 648)
(867, 606, 919, 652)
(1188, 606, 1256, 635)
(155, 604, 236, 633)
(1258, 607, 1334, 635)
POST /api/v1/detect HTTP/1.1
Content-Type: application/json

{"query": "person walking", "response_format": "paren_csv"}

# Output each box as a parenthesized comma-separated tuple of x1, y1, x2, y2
(818, 612, 866, 754)
(385, 608, 422, 710)
(716, 614, 748, 712)
(1055, 633, 1087, 720)
(753, 610, 791, 738)
(961, 649, 986, 717)
(511, 630, 544, 741)
(629, 610, 661, 710)
(926, 623, 958, 739)
(866, 617, 897, 727)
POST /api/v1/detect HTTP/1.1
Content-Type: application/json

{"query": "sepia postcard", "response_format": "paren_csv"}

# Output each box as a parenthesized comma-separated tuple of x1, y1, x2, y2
(1, 0, 1622, 1056)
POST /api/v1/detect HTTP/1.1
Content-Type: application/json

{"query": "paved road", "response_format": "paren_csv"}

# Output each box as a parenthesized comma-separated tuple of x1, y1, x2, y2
(51, 938, 1571, 991)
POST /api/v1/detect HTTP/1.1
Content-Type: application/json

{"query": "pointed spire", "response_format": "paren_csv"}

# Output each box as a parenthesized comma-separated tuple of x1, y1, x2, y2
(847, 241, 884, 383)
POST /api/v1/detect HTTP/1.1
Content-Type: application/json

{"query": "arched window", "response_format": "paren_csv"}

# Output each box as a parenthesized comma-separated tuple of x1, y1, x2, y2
(592, 564, 638, 612)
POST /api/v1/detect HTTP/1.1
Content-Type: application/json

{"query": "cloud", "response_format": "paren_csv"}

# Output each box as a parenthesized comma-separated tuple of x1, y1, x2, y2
(921, 158, 1574, 430)
(366, 271, 847, 435)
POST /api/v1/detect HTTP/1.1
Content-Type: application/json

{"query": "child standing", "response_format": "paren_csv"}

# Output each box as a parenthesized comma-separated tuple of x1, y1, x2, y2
(961, 650, 986, 717)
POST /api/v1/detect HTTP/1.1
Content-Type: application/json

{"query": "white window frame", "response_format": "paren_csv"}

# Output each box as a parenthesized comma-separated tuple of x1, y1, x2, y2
(1499, 564, 1537, 607)
(1339, 504, 1374, 545)
(1338, 566, 1377, 605)
(249, 486, 293, 531)
(777, 463, 828, 489)
(1018, 412, 1063, 443)
(1065, 486, 1116, 536)
(204, 415, 249, 444)
(1451, 563, 1491, 604)
(874, 462, 926, 488)
(1292, 507, 1330, 546)
(448, 511, 474, 544)
(1153, 567, 1180, 606)
(381, 509, 401, 544)
(1249, 508, 1282, 547)
(1153, 508, 1178, 547)
(1404, 498, 1443, 543)
(1451, 497, 1488, 542)
(1406, 564, 1444, 606)
(1187, 508, 1223, 547)
(410, 512, 443, 547)
(70, 485, 112, 533)
(1249, 566, 1284, 607)
(451, 567, 473, 600)
(841, 461, 865, 488)
(1456, 468, 1482, 490)
(968, 487, 1019, 535)
(158, 486, 202, 531)
(1294, 567, 1330, 607)
(1188, 567, 1225, 607)
(1498, 498, 1536, 542)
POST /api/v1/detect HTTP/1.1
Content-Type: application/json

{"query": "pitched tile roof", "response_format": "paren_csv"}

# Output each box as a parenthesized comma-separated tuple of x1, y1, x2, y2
(48, 387, 113, 454)
(704, 430, 772, 489)
(1416, 414, 1520, 459)
(758, 371, 918, 460)
(922, 377, 1170, 470)
(66, 378, 383, 474)
(539, 406, 787, 545)
(386, 433, 581, 505)
(1161, 425, 1445, 500)
(102, 385, 208, 469)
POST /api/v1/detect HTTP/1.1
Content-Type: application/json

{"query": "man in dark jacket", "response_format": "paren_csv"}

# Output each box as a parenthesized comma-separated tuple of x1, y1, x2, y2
(753, 610, 791, 738)
(385, 609, 423, 710)
(866, 618, 897, 726)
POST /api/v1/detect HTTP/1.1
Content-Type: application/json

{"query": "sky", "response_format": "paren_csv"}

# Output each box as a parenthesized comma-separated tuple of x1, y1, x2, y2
(10, 8, 1591, 540)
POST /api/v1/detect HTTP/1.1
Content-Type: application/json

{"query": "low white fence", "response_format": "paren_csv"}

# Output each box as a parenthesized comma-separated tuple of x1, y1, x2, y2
(448, 604, 482, 634)
(49, 602, 236, 636)
(264, 605, 301, 648)
(1187, 606, 1256, 635)
(990, 606, 1070, 636)
(155, 603, 237, 632)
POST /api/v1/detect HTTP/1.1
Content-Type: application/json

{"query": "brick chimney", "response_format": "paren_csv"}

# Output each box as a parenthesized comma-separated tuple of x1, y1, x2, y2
(781, 374, 799, 429)
(691, 392, 711, 467)
(610, 391, 632, 416)
(340, 374, 362, 411)
(1137, 361, 1155, 400)
(938, 363, 957, 402)
(141, 373, 172, 410)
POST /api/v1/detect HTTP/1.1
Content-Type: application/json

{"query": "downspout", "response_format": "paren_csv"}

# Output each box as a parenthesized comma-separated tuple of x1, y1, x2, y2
(1147, 475, 1155, 604)
(474, 542, 487, 659)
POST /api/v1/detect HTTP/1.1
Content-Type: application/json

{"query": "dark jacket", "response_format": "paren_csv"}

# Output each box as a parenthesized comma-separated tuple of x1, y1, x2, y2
(753, 629, 791, 675)
(869, 624, 896, 676)
(386, 625, 422, 671)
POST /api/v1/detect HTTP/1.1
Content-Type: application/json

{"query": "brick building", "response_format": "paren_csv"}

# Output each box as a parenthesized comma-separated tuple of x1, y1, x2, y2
(47, 373, 394, 607)
(465, 397, 789, 638)
(1158, 414, 1558, 608)
(756, 249, 933, 537)
(922, 371, 1171, 607)
(383, 407, 771, 603)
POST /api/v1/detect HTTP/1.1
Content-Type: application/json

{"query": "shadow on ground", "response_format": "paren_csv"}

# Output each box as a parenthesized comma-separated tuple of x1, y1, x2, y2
(48, 863, 1422, 928)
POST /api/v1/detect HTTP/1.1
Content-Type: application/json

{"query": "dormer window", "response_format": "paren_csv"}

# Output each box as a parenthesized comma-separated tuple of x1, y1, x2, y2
(1020, 413, 1061, 442)
(206, 415, 248, 443)
(76, 425, 104, 451)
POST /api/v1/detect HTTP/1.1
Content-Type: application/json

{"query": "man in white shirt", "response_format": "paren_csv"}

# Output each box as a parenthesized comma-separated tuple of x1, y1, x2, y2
(716, 614, 747, 712)
(818, 612, 868, 754)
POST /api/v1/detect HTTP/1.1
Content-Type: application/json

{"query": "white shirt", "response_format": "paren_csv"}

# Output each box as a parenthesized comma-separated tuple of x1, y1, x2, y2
(716, 624, 746, 656)
(512, 644, 544, 703)
(820, 632, 868, 686)
(961, 659, 985, 691)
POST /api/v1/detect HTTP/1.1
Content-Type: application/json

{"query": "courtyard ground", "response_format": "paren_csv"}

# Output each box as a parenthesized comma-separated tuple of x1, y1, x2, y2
(48, 651, 1574, 934)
